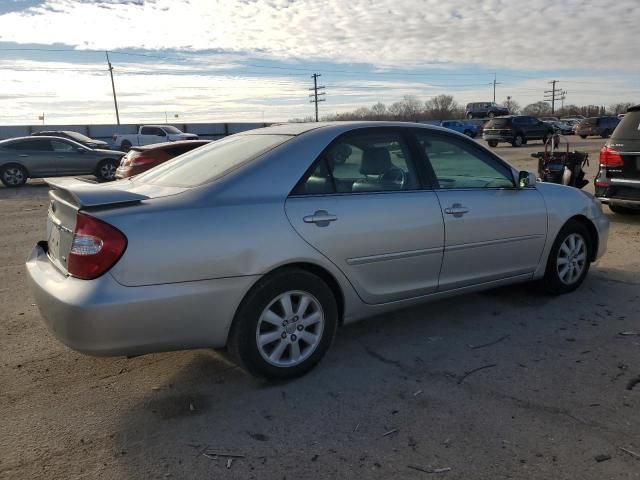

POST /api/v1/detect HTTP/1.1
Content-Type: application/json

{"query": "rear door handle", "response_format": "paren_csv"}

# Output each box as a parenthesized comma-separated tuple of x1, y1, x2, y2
(19, 154, 29, 157)
(444, 203, 469, 218)
(303, 210, 338, 227)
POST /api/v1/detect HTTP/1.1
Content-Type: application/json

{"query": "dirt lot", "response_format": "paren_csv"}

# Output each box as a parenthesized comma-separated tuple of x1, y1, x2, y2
(1, 137, 639, 479)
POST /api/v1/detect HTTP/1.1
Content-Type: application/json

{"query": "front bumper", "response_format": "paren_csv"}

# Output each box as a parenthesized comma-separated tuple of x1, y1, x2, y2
(26, 242, 258, 356)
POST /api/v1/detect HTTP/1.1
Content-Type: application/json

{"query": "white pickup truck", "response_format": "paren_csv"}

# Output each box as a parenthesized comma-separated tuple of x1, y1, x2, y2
(113, 125, 198, 151)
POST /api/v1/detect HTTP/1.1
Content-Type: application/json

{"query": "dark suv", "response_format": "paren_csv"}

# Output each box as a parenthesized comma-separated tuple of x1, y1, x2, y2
(575, 116, 620, 139)
(465, 102, 510, 119)
(482, 115, 555, 147)
(594, 105, 640, 214)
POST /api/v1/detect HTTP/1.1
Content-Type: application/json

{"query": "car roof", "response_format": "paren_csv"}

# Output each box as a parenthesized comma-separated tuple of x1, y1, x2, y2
(131, 139, 211, 151)
(239, 121, 455, 137)
(0, 135, 87, 147)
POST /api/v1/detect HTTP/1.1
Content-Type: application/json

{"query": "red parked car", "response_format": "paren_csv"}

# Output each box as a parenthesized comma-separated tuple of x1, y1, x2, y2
(115, 140, 211, 179)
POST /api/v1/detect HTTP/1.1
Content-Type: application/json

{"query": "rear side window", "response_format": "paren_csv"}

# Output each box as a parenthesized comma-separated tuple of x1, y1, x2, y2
(611, 111, 640, 140)
(293, 130, 419, 195)
(3, 139, 52, 151)
(134, 134, 290, 187)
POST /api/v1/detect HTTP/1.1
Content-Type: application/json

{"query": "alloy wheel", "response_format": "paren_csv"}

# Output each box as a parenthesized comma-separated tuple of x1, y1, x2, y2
(100, 162, 116, 180)
(556, 233, 587, 285)
(2, 167, 25, 186)
(255, 290, 325, 367)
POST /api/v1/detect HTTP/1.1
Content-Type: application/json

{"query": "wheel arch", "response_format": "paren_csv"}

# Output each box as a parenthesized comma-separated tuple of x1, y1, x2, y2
(258, 262, 346, 325)
(0, 161, 29, 176)
(565, 214, 599, 262)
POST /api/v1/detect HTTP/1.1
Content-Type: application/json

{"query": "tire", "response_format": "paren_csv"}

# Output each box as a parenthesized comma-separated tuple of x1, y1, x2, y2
(0, 163, 28, 187)
(467, 113, 473, 119)
(463, 129, 473, 137)
(487, 140, 498, 148)
(120, 141, 132, 152)
(488, 111, 495, 118)
(227, 269, 338, 380)
(600, 129, 611, 139)
(579, 135, 587, 139)
(512, 134, 524, 147)
(609, 204, 640, 215)
(541, 220, 592, 295)
(96, 159, 118, 181)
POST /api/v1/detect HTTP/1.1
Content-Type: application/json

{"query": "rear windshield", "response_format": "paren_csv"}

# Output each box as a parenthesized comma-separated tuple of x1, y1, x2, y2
(163, 126, 183, 134)
(611, 111, 640, 140)
(65, 131, 93, 142)
(485, 118, 511, 128)
(133, 134, 291, 187)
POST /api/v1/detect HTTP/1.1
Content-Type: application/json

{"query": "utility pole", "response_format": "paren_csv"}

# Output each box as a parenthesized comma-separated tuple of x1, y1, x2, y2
(492, 73, 502, 103)
(309, 73, 325, 122)
(105, 51, 120, 125)
(544, 80, 562, 115)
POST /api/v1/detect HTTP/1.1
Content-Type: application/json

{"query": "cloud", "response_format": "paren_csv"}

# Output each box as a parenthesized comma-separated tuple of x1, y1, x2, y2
(0, 0, 637, 72)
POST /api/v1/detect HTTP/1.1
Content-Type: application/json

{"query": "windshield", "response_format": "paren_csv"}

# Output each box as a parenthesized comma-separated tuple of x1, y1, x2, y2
(133, 134, 291, 187)
(486, 118, 511, 128)
(162, 126, 183, 134)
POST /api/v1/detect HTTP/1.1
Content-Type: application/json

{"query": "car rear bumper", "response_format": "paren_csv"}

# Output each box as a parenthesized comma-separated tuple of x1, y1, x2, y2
(595, 180, 640, 207)
(26, 242, 258, 356)
(483, 134, 513, 142)
(115, 165, 149, 179)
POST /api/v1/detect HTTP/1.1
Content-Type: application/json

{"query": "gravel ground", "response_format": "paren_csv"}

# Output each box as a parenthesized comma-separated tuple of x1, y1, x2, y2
(1, 136, 639, 479)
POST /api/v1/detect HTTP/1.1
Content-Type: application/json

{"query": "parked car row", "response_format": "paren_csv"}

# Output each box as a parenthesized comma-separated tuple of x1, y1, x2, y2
(0, 131, 209, 187)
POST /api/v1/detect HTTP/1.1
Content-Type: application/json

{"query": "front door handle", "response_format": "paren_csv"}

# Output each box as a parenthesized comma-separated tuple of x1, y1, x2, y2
(19, 154, 29, 157)
(303, 210, 338, 227)
(444, 203, 469, 218)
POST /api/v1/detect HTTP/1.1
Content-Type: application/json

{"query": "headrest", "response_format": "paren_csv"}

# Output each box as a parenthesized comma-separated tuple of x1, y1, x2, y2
(360, 147, 392, 175)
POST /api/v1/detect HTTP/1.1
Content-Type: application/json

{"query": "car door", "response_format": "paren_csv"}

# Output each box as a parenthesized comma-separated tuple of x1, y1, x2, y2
(411, 129, 547, 291)
(50, 139, 92, 175)
(530, 117, 548, 139)
(3, 139, 57, 176)
(285, 128, 445, 304)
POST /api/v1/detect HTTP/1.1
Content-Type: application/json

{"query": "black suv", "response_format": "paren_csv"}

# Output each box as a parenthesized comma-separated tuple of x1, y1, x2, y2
(465, 102, 509, 119)
(482, 116, 555, 147)
(575, 116, 620, 139)
(594, 105, 640, 214)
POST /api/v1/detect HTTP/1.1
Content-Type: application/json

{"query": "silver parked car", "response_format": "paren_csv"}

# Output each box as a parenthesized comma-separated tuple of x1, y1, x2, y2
(0, 136, 124, 187)
(26, 122, 609, 379)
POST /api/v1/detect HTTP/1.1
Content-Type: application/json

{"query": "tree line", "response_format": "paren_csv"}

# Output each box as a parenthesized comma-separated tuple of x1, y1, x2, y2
(291, 95, 636, 122)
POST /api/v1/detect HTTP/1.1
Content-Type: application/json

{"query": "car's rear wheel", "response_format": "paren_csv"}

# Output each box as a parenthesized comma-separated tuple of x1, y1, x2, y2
(488, 112, 495, 118)
(601, 129, 611, 138)
(0, 163, 28, 187)
(463, 129, 473, 137)
(120, 141, 132, 152)
(609, 204, 640, 215)
(96, 159, 118, 181)
(467, 113, 473, 119)
(542, 220, 591, 295)
(512, 134, 524, 147)
(227, 269, 338, 379)
(487, 140, 498, 147)
(579, 135, 587, 139)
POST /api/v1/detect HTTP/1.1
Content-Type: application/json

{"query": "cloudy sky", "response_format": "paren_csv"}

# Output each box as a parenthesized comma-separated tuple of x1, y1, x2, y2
(0, 0, 638, 125)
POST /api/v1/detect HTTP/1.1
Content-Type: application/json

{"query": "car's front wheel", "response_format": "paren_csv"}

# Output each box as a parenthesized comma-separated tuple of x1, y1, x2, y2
(0, 163, 28, 187)
(228, 269, 338, 379)
(512, 134, 524, 147)
(579, 135, 587, 139)
(542, 220, 592, 294)
(487, 140, 498, 147)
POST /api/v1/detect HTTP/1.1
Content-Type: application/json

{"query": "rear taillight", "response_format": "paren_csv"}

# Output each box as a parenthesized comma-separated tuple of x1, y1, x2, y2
(67, 212, 127, 280)
(599, 146, 623, 167)
(129, 153, 157, 167)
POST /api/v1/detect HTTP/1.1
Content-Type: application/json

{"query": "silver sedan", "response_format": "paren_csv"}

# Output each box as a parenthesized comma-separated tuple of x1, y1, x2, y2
(26, 122, 609, 379)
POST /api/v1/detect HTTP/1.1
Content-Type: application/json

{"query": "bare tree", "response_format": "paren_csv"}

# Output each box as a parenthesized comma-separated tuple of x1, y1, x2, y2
(370, 102, 387, 119)
(502, 98, 521, 115)
(424, 94, 460, 120)
(522, 101, 552, 116)
(609, 102, 635, 115)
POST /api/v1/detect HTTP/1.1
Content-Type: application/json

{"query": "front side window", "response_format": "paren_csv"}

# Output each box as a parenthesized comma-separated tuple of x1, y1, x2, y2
(414, 131, 515, 189)
(6, 139, 53, 151)
(51, 140, 75, 152)
(294, 130, 419, 195)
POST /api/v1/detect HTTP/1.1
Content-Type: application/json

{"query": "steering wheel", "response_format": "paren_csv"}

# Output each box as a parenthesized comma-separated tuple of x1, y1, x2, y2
(380, 167, 406, 189)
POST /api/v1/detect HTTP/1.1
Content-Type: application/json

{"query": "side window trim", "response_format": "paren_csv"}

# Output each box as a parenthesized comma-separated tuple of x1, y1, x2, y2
(411, 130, 517, 190)
(289, 127, 428, 197)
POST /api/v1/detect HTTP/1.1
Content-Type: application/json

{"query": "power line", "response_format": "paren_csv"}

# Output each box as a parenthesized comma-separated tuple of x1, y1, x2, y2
(309, 73, 325, 122)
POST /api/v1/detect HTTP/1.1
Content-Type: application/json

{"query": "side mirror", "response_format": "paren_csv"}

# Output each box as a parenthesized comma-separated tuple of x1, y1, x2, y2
(518, 170, 537, 188)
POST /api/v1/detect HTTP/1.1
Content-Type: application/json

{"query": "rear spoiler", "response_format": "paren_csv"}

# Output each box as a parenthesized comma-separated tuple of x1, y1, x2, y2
(45, 177, 149, 208)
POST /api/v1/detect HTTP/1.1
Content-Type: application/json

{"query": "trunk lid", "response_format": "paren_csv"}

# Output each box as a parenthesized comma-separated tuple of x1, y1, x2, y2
(608, 111, 640, 179)
(45, 177, 187, 273)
